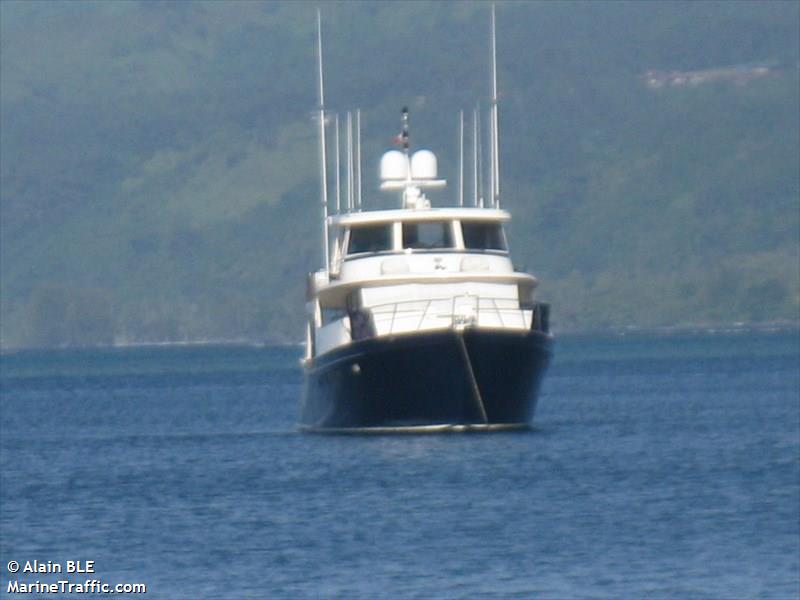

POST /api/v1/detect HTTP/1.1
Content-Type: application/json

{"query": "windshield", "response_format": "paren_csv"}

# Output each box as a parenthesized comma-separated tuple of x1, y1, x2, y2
(347, 224, 392, 255)
(402, 221, 454, 250)
(461, 222, 507, 251)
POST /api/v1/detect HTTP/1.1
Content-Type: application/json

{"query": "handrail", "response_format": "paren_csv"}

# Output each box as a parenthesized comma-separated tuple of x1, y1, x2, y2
(364, 295, 528, 335)
(491, 297, 506, 328)
(416, 299, 433, 331)
(389, 301, 399, 333)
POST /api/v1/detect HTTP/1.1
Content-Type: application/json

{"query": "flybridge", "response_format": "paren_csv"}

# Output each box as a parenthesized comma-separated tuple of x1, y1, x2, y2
(314, 5, 504, 271)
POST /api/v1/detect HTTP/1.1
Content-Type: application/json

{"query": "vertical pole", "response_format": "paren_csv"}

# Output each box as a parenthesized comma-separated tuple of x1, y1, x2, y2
(346, 111, 353, 212)
(472, 108, 478, 207)
(459, 110, 464, 207)
(491, 4, 501, 208)
(334, 113, 340, 214)
(477, 107, 483, 208)
(488, 105, 494, 208)
(356, 109, 362, 211)
(316, 9, 329, 269)
(401, 107, 411, 182)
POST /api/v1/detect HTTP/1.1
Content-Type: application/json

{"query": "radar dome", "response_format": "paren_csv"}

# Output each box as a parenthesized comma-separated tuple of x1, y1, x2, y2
(411, 150, 437, 180)
(380, 150, 408, 181)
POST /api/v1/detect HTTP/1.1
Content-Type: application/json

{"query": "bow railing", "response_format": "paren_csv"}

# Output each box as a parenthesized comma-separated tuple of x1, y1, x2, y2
(364, 295, 530, 335)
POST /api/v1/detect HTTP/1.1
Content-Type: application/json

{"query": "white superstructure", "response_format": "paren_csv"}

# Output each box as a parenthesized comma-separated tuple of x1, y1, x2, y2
(305, 205, 539, 360)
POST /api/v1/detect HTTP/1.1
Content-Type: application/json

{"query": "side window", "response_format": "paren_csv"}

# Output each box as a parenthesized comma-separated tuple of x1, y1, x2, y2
(402, 221, 454, 250)
(462, 222, 507, 251)
(321, 307, 347, 325)
(347, 225, 392, 255)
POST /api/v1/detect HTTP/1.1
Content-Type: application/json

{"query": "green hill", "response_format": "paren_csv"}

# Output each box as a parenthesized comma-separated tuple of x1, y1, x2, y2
(1, 1, 798, 347)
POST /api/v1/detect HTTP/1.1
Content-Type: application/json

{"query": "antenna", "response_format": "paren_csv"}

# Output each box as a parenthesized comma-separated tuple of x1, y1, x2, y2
(356, 109, 362, 211)
(488, 105, 494, 208)
(334, 113, 341, 213)
(458, 110, 464, 207)
(346, 111, 353, 212)
(476, 106, 483, 208)
(472, 108, 478, 207)
(491, 4, 501, 208)
(316, 9, 329, 269)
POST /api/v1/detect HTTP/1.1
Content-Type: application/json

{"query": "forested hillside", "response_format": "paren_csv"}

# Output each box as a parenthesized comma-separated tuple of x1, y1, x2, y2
(1, 1, 798, 347)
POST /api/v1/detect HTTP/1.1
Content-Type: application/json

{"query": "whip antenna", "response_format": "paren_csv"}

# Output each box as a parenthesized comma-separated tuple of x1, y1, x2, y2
(316, 9, 329, 268)
(491, 4, 501, 207)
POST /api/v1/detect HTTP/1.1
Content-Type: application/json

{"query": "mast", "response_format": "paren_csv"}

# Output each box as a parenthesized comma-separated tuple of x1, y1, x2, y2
(356, 109, 362, 211)
(346, 111, 353, 212)
(459, 110, 464, 207)
(477, 107, 483, 208)
(401, 106, 411, 182)
(472, 108, 478, 206)
(488, 105, 495, 208)
(491, 4, 501, 208)
(316, 9, 329, 268)
(334, 113, 340, 213)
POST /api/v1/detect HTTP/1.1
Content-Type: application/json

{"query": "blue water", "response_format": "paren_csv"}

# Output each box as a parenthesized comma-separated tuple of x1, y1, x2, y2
(1, 333, 798, 599)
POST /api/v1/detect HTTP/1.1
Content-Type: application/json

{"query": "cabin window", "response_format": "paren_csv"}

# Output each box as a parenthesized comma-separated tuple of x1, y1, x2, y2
(347, 224, 392, 255)
(461, 222, 508, 251)
(402, 221, 454, 250)
(321, 307, 347, 325)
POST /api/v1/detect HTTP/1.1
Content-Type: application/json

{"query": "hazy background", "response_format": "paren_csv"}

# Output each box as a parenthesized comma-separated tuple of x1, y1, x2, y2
(1, 0, 798, 348)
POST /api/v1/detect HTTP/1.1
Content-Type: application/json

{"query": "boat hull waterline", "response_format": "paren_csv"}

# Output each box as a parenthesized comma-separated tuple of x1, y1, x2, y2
(300, 328, 553, 432)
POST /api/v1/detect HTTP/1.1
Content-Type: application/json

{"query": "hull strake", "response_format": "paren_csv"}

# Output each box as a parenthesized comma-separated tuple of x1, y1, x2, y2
(300, 328, 552, 431)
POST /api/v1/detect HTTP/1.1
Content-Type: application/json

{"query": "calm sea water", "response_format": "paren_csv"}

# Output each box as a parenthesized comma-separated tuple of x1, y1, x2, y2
(1, 332, 798, 599)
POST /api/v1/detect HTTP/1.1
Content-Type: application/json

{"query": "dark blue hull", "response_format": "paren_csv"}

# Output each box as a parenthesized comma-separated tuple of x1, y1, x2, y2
(299, 328, 553, 432)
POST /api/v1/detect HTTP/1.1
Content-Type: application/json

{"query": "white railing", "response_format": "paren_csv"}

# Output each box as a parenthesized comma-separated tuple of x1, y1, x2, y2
(366, 295, 529, 335)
